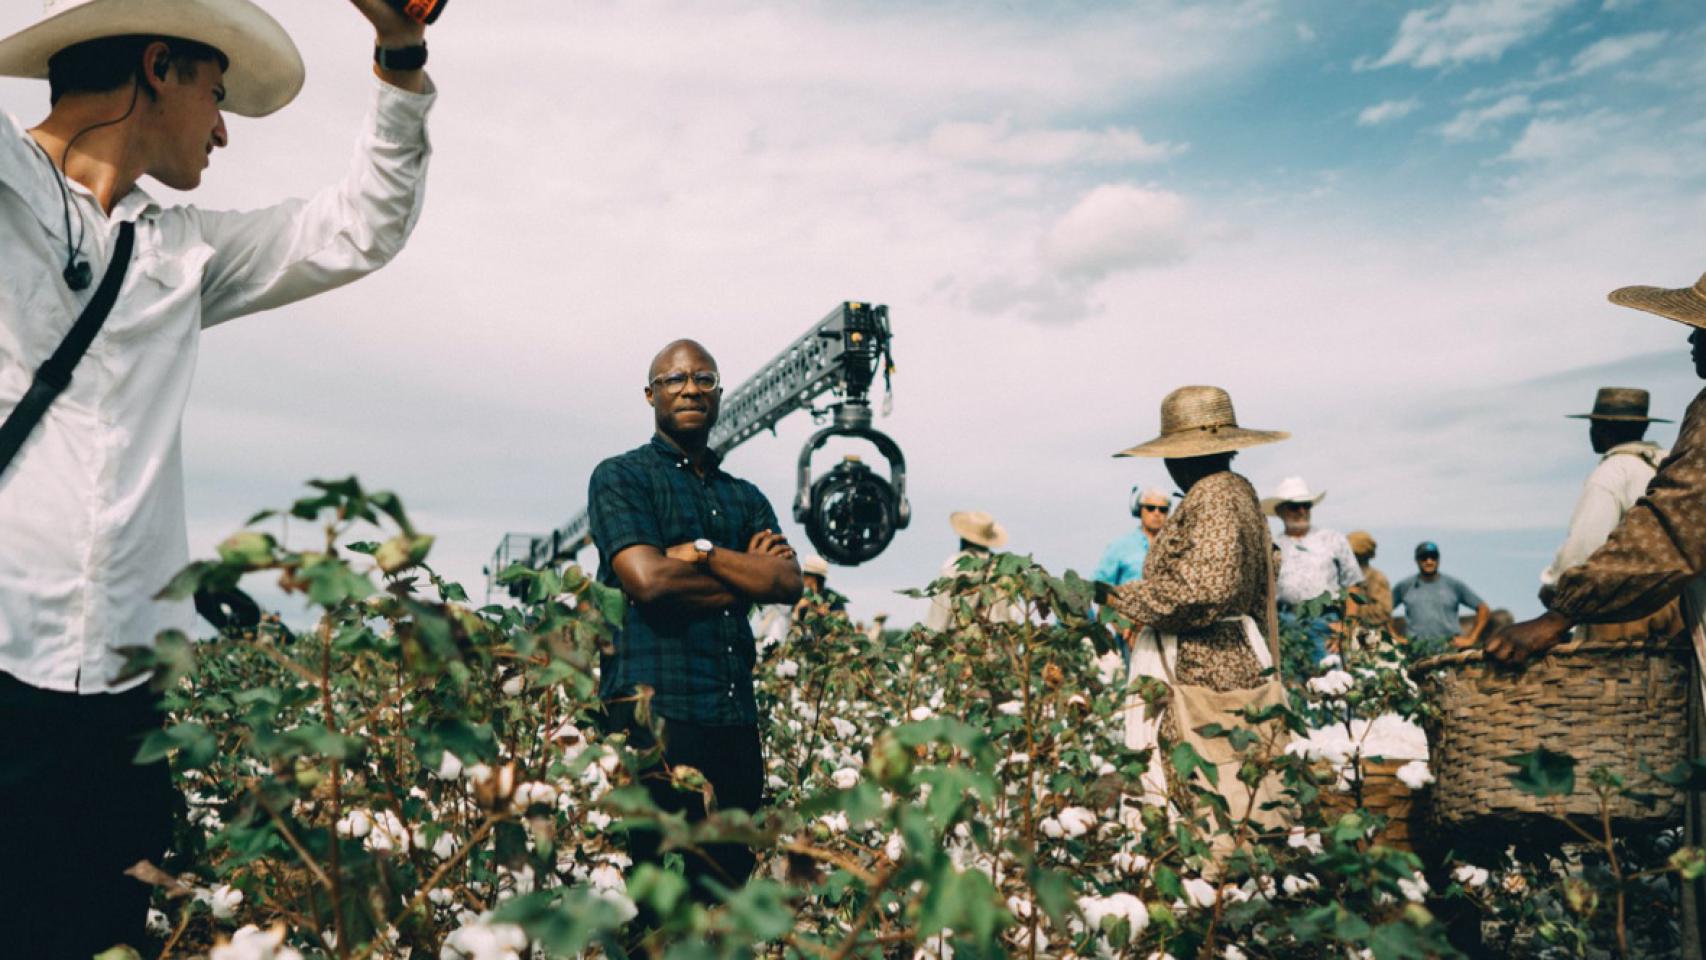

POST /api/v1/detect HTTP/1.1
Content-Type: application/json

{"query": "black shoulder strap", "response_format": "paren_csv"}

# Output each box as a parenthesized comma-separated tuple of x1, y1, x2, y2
(0, 220, 137, 483)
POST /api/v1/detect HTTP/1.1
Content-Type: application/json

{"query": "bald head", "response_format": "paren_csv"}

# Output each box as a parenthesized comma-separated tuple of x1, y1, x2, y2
(649, 339, 718, 382)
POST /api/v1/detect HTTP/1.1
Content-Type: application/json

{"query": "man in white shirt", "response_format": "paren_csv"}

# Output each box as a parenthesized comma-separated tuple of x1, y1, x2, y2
(0, 1, 435, 952)
(1539, 387, 1670, 602)
(1263, 476, 1362, 670)
(924, 510, 1019, 631)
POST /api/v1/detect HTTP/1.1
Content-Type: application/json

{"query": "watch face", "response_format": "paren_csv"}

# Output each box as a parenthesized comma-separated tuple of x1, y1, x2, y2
(695, 538, 713, 553)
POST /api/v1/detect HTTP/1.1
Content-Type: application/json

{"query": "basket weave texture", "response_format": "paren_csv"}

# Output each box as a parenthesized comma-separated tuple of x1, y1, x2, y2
(1413, 625, 1689, 831)
(1319, 760, 1415, 850)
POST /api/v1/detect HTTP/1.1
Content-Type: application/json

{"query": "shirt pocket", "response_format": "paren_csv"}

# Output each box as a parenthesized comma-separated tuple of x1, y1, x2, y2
(101, 243, 213, 344)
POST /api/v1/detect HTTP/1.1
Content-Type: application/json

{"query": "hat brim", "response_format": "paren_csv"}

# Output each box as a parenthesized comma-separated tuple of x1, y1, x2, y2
(1608, 284, 1706, 332)
(1564, 412, 1672, 423)
(1114, 428, 1288, 459)
(1260, 491, 1326, 515)
(949, 516, 1008, 550)
(0, 0, 304, 118)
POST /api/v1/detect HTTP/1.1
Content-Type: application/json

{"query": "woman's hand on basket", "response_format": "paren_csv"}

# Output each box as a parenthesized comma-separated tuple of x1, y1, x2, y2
(1484, 611, 1573, 665)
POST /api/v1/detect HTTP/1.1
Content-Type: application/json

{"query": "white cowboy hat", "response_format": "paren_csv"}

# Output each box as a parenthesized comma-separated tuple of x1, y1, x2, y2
(1260, 476, 1326, 516)
(1115, 385, 1288, 459)
(0, 0, 304, 118)
(801, 555, 830, 577)
(949, 510, 1007, 550)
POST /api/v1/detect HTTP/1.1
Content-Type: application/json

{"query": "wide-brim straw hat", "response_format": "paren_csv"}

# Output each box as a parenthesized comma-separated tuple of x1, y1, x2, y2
(0, 0, 304, 118)
(1565, 386, 1671, 423)
(1115, 385, 1288, 459)
(949, 510, 1007, 550)
(1260, 475, 1326, 515)
(1608, 271, 1706, 332)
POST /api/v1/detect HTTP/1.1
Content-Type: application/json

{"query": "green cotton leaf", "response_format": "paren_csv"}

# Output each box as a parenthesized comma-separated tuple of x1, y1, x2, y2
(710, 879, 795, 940)
(281, 725, 365, 761)
(1029, 867, 1075, 932)
(1171, 741, 1218, 787)
(492, 888, 634, 957)
(345, 541, 380, 555)
(135, 721, 217, 769)
(1368, 919, 1435, 959)
(1332, 908, 1373, 942)
(153, 560, 215, 602)
(627, 864, 688, 917)
(366, 489, 414, 536)
(375, 533, 435, 575)
(1647, 757, 1706, 791)
(243, 508, 278, 526)
(1503, 747, 1577, 798)
(215, 531, 277, 569)
(298, 553, 374, 608)
(1151, 864, 1184, 901)
(420, 719, 498, 764)
(587, 579, 627, 627)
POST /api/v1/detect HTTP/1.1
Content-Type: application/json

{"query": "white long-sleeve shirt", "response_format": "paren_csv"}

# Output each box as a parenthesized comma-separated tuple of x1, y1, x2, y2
(0, 76, 435, 693)
(1540, 441, 1667, 589)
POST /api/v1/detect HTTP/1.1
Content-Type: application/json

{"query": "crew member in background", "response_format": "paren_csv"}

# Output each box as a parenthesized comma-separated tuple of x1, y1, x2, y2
(1265, 476, 1361, 670)
(1488, 274, 1706, 956)
(1094, 487, 1171, 586)
(924, 510, 1017, 631)
(1392, 542, 1489, 656)
(588, 339, 803, 902)
(1347, 530, 1392, 632)
(796, 553, 848, 618)
(0, 0, 435, 952)
(1540, 387, 1669, 601)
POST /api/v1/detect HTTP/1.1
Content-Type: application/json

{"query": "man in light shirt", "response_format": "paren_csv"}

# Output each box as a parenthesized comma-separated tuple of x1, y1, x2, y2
(0, 1, 435, 952)
(924, 510, 1018, 631)
(1264, 476, 1362, 670)
(1539, 387, 1669, 602)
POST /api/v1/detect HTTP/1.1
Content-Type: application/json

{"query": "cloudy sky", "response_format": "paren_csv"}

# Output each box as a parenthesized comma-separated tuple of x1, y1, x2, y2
(4, 0, 1703, 627)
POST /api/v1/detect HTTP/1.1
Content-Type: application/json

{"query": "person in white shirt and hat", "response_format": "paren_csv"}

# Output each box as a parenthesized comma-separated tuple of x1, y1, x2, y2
(1262, 476, 1362, 670)
(0, 0, 436, 952)
(924, 510, 1017, 631)
(1539, 387, 1671, 600)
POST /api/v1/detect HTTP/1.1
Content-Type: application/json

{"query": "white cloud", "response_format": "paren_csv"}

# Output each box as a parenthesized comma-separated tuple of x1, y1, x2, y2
(1357, 98, 1423, 126)
(1367, 0, 1576, 70)
(1440, 93, 1533, 139)
(1503, 110, 1611, 162)
(924, 118, 1182, 167)
(1040, 185, 1194, 280)
(1569, 30, 1666, 75)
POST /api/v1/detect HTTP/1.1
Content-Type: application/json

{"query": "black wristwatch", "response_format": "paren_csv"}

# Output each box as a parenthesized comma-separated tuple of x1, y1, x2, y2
(375, 41, 428, 72)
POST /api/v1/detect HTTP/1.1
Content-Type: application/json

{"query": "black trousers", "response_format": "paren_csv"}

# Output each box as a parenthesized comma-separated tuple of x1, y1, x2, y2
(606, 703, 765, 901)
(0, 671, 178, 958)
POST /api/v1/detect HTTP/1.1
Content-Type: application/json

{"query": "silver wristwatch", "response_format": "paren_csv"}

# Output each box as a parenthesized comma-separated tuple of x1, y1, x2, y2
(693, 538, 714, 562)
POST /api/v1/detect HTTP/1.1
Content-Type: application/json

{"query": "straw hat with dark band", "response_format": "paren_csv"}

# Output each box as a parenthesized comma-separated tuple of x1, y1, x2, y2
(949, 511, 1007, 550)
(1115, 385, 1288, 459)
(0, 0, 304, 118)
(1566, 387, 1670, 424)
(1608, 272, 1706, 332)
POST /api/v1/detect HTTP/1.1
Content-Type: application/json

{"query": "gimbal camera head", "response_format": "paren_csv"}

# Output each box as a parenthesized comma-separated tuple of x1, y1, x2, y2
(793, 400, 910, 566)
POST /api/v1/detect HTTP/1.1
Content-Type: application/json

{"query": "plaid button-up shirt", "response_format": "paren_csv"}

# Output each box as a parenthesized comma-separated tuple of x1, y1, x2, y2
(588, 435, 782, 725)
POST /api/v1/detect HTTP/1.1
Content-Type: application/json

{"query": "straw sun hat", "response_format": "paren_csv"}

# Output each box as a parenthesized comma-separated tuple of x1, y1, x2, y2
(1565, 387, 1670, 424)
(1114, 385, 1288, 459)
(0, 0, 304, 118)
(949, 510, 1007, 550)
(1608, 272, 1706, 332)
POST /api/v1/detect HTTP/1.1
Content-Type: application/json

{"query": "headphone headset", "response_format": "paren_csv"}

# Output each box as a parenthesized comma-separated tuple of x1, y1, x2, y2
(1128, 486, 1143, 518)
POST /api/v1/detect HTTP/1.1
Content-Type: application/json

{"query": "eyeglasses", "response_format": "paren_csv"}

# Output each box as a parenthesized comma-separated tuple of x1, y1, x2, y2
(1140, 504, 1169, 514)
(649, 371, 720, 394)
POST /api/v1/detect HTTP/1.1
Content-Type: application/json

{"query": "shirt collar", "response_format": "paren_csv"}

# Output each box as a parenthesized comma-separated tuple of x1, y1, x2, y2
(1602, 440, 1661, 461)
(1, 110, 161, 245)
(649, 434, 722, 473)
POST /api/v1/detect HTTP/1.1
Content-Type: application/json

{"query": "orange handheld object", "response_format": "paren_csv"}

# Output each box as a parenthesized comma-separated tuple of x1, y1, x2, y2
(386, 0, 447, 25)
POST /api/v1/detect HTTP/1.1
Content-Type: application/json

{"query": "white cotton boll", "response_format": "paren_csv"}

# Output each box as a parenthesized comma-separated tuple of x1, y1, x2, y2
(909, 705, 933, 721)
(884, 832, 905, 861)
(436, 751, 464, 780)
(1307, 670, 1355, 698)
(336, 809, 373, 839)
(585, 809, 612, 831)
(146, 909, 171, 937)
(519, 781, 558, 809)
(831, 767, 861, 790)
(1398, 873, 1429, 903)
(441, 915, 528, 960)
(1286, 826, 1324, 854)
(368, 810, 410, 853)
(429, 888, 455, 907)
(1180, 877, 1218, 908)
(1453, 864, 1490, 888)
(210, 924, 301, 960)
(1095, 651, 1124, 685)
(1318, 654, 1342, 669)
(997, 701, 1024, 717)
(1039, 817, 1065, 839)
(588, 864, 625, 892)
(500, 675, 525, 697)
(597, 751, 620, 774)
(1396, 761, 1435, 790)
(766, 774, 787, 792)
(593, 886, 639, 923)
(1112, 849, 1149, 875)
(1056, 806, 1096, 838)
(209, 884, 244, 919)
(1281, 873, 1319, 896)
(432, 832, 457, 861)
(775, 659, 800, 679)
(1223, 946, 1247, 960)
(830, 717, 858, 739)
(820, 811, 849, 834)
(1006, 895, 1033, 920)
(1001, 751, 1030, 769)
(464, 763, 492, 784)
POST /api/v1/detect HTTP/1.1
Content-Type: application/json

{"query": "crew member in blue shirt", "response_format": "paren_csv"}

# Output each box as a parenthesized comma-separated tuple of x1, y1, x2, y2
(1094, 486, 1171, 586)
(588, 338, 803, 901)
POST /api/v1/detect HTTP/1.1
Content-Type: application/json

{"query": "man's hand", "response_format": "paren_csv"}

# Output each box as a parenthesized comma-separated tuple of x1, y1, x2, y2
(1484, 611, 1574, 665)
(1449, 635, 1477, 649)
(347, 0, 427, 47)
(748, 529, 795, 561)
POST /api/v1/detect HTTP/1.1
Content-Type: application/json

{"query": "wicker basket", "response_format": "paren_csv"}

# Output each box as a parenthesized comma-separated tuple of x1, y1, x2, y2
(1412, 615, 1689, 839)
(1318, 759, 1417, 850)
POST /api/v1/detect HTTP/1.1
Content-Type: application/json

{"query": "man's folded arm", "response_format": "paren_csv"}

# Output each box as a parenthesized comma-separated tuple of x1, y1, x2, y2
(702, 533, 803, 606)
(610, 544, 739, 612)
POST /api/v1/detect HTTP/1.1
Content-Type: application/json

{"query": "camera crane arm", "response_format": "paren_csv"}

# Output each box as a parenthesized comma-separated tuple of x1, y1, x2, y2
(486, 302, 906, 597)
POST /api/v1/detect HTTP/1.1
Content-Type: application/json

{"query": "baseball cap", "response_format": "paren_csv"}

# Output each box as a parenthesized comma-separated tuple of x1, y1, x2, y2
(1414, 541, 1440, 559)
